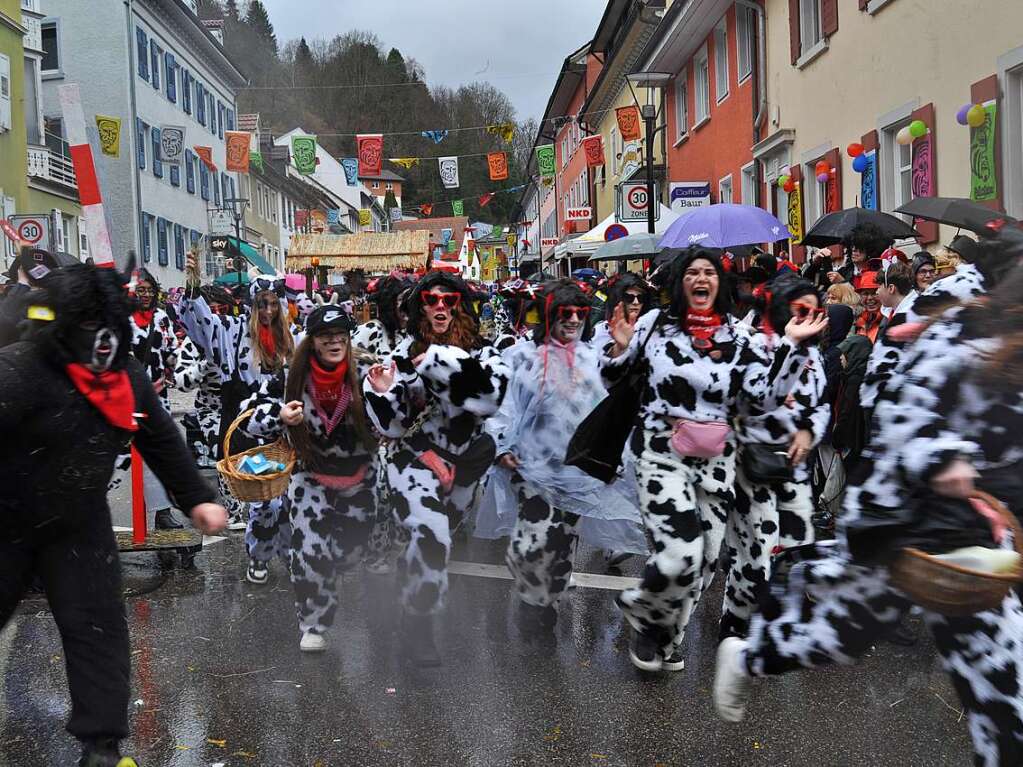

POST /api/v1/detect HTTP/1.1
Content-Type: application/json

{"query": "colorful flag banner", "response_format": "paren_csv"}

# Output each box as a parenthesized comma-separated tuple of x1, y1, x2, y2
(582, 134, 605, 167)
(478, 192, 494, 207)
(535, 144, 556, 180)
(421, 130, 448, 144)
(389, 157, 420, 170)
(486, 122, 515, 142)
(970, 100, 998, 202)
(358, 209, 372, 227)
(225, 130, 251, 173)
(787, 185, 804, 245)
(506, 233, 517, 249)
(389, 206, 403, 223)
(441, 228, 453, 247)
(294, 209, 309, 228)
(860, 150, 877, 210)
(95, 115, 121, 158)
(357, 134, 383, 177)
(419, 203, 433, 217)
(193, 145, 217, 172)
(310, 210, 327, 233)
(438, 156, 459, 189)
(451, 199, 464, 216)
(326, 209, 340, 225)
(616, 106, 642, 141)
(159, 125, 185, 165)
(487, 151, 508, 181)
(340, 157, 359, 185)
(249, 150, 265, 173)
(292, 135, 318, 175)
(447, 239, 456, 253)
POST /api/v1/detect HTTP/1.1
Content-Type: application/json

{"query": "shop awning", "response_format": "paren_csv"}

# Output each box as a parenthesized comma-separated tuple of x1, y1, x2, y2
(220, 236, 276, 275)
(553, 206, 680, 259)
(286, 231, 431, 272)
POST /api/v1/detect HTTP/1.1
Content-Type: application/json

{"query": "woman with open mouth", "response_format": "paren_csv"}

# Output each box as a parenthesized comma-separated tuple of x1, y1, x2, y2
(602, 247, 828, 672)
(364, 271, 509, 667)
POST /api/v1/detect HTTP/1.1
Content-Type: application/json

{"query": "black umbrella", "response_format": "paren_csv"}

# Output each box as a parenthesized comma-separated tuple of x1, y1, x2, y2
(801, 207, 920, 247)
(895, 196, 1018, 233)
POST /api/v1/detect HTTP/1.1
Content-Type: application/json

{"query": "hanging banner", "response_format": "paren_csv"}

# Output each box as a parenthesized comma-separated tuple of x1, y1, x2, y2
(340, 157, 359, 185)
(357, 134, 383, 177)
(294, 209, 309, 228)
(438, 156, 459, 189)
(389, 206, 403, 223)
(225, 130, 251, 173)
(291, 135, 318, 175)
(970, 100, 998, 202)
(582, 134, 605, 167)
(249, 150, 265, 173)
(446, 239, 456, 253)
(478, 193, 494, 207)
(193, 145, 217, 172)
(390, 157, 420, 170)
(441, 228, 453, 246)
(487, 151, 508, 181)
(860, 150, 878, 210)
(486, 122, 515, 142)
(451, 199, 464, 217)
(535, 144, 556, 180)
(159, 125, 185, 165)
(506, 233, 517, 249)
(310, 210, 327, 233)
(419, 204, 433, 217)
(616, 106, 642, 141)
(95, 115, 121, 158)
(358, 209, 372, 227)
(421, 130, 448, 144)
(326, 209, 340, 225)
(911, 132, 934, 199)
(787, 187, 804, 245)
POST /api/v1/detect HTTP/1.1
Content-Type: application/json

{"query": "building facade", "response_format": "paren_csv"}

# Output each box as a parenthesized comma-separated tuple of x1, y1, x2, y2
(360, 169, 404, 210)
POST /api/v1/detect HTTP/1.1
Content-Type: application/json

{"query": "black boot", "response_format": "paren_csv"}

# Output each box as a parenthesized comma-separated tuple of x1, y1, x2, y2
(154, 507, 184, 530)
(402, 612, 442, 668)
(78, 738, 137, 767)
(517, 600, 557, 633)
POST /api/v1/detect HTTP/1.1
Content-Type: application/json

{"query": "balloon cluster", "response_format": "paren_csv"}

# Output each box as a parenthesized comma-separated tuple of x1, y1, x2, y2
(814, 159, 835, 185)
(847, 143, 869, 173)
(776, 165, 799, 194)
(896, 119, 928, 146)
(957, 103, 987, 128)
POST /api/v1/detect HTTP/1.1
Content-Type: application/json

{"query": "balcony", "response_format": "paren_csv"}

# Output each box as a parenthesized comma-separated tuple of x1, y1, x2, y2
(27, 144, 78, 193)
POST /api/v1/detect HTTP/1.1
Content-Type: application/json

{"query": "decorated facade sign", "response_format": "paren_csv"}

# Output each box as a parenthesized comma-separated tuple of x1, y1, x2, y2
(970, 100, 998, 202)
(669, 182, 711, 212)
(860, 150, 878, 210)
(787, 185, 804, 244)
(582, 134, 605, 167)
(358, 209, 372, 227)
(535, 144, 556, 180)
(225, 130, 251, 173)
(487, 152, 508, 181)
(911, 132, 934, 199)
(438, 156, 459, 189)
(159, 125, 185, 165)
(292, 135, 318, 175)
(566, 207, 591, 221)
(616, 106, 642, 141)
(356, 133, 383, 176)
(95, 115, 121, 158)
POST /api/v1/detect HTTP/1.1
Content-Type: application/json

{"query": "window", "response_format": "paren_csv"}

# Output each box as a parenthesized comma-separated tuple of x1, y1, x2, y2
(41, 21, 60, 74)
(714, 21, 729, 103)
(719, 175, 733, 204)
(156, 218, 168, 266)
(141, 213, 152, 262)
(174, 224, 185, 269)
(883, 120, 914, 216)
(269, 190, 278, 223)
(740, 162, 757, 205)
(217, 102, 224, 139)
(136, 119, 146, 169)
(385, 182, 393, 191)
(221, 173, 230, 208)
(0, 54, 10, 132)
(182, 70, 191, 114)
(673, 69, 689, 141)
(213, 169, 221, 206)
(226, 109, 235, 131)
(170, 163, 180, 187)
(164, 52, 176, 103)
(799, 0, 823, 56)
(136, 27, 149, 81)
(200, 162, 210, 200)
(372, 181, 379, 189)
(196, 83, 206, 125)
(151, 127, 163, 178)
(208, 93, 217, 135)
(736, 5, 755, 83)
(805, 161, 827, 223)
(185, 149, 195, 193)
(150, 40, 161, 90)
(694, 45, 710, 124)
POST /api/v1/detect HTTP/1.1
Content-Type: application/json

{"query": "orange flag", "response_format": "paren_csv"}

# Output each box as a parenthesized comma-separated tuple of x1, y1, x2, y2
(487, 151, 508, 181)
(582, 135, 605, 167)
(225, 131, 251, 173)
(615, 106, 642, 141)
(194, 145, 217, 172)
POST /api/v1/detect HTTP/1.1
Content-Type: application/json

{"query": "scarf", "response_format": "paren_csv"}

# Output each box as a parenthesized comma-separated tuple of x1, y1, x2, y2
(257, 324, 277, 359)
(309, 356, 351, 433)
(132, 309, 154, 328)
(684, 309, 722, 342)
(65, 363, 138, 431)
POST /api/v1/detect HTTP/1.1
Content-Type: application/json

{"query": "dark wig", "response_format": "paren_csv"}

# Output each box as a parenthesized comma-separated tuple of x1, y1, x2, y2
(761, 274, 820, 335)
(407, 271, 483, 354)
(30, 263, 133, 369)
(665, 247, 733, 322)
(846, 222, 890, 261)
(603, 272, 652, 322)
(368, 275, 414, 337)
(531, 279, 594, 344)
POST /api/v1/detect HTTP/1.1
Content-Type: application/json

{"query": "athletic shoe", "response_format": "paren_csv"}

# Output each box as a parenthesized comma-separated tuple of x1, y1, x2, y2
(604, 550, 633, 569)
(154, 507, 184, 530)
(363, 558, 394, 575)
(246, 559, 269, 585)
(713, 637, 752, 722)
(628, 630, 663, 672)
(78, 739, 138, 767)
(661, 648, 685, 672)
(227, 513, 247, 532)
(300, 631, 327, 652)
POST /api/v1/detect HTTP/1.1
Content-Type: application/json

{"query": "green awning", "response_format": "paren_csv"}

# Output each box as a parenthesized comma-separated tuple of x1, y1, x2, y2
(226, 236, 276, 275)
(214, 270, 250, 286)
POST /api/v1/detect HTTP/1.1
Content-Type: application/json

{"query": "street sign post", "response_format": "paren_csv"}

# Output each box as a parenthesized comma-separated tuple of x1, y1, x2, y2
(9, 215, 52, 251)
(209, 210, 234, 236)
(617, 181, 660, 223)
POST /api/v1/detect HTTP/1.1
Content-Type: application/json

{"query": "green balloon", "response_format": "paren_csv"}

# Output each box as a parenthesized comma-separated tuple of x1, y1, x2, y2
(909, 119, 927, 138)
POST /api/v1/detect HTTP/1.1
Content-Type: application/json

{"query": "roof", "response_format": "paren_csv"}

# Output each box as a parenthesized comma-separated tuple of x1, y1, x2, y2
(286, 231, 431, 271)
(237, 113, 259, 133)
(359, 170, 406, 183)
(632, 0, 733, 74)
(164, 0, 248, 87)
(394, 216, 470, 257)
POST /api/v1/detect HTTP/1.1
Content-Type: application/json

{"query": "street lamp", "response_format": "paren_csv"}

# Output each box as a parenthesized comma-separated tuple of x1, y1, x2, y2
(626, 71, 672, 235)
(223, 196, 249, 288)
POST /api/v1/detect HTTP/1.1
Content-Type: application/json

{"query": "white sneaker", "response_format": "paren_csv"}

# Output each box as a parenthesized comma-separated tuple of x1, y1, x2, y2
(714, 637, 752, 722)
(299, 631, 327, 653)
(245, 559, 268, 584)
(661, 648, 685, 672)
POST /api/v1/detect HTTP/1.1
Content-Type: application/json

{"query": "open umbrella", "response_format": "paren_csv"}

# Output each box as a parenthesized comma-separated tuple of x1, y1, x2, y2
(590, 232, 662, 262)
(801, 208, 919, 247)
(895, 196, 1018, 233)
(571, 267, 601, 279)
(659, 204, 790, 250)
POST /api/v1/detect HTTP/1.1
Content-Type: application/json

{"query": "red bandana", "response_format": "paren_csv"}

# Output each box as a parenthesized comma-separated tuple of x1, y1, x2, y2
(65, 363, 138, 431)
(257, 324, 277, 359)
(684, 309, 722, 342)
(132, 310, 154, 328)
(310, 356, 349, 412)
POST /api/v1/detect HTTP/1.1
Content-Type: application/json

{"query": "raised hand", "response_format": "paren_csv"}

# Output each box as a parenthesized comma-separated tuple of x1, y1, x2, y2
(280, 400, 304, 426)
(784, 311, 829, 344)
(609, 303, 636, 354)
(185, 252, 201, 287)
(368, 362, 397, 393)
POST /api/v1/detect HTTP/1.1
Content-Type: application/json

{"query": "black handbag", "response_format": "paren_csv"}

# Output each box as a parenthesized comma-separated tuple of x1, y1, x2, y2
(739, 442, 793, 486)
(565, 314, 662, 484)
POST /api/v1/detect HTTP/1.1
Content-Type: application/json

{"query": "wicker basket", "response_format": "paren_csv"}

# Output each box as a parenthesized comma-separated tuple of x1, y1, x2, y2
(216, 409, 295, 503)
(889, 491, 1023, 617)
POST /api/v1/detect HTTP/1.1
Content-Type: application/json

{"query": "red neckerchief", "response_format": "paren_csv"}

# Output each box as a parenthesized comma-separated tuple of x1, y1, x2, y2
(257, 324, 277, 359)
(65, 363, 138, 431)
(309, 356, 350, 431)
(685, 309, 722, 342)
(132, 310, 154, 328)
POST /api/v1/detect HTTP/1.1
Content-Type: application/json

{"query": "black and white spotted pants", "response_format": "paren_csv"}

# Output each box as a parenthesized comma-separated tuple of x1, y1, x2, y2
(618, 427, 735, 653)
(386, 449, 486, 615)
(719, 463, 814, 641)
(287, 470, 377, 635)
(246, 496, 290, 564)
(505, 473, 581, 608)
(743, 546, 1023, 767)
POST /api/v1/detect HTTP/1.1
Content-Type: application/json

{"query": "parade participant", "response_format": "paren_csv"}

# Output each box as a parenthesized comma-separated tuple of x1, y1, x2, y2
(352, 275, 413, 363)
(493, 279, 540, 350)
(482, 280, 645, 628)
(244, 302, 378, 652)
(364, 271, 509, 667)
(180, 253, 298, 585)
(602, 247, 828, 671)
(824, 281, 861, 309)
(0, 246, 70, 347)
(933, 248, 960, 279)
(845, 223, 889, 282)
(590, 273, 652, 351)
(721, 276, 828, 641)
(714, 228, 1023, 767)
(802, 245, 851, 291)
(912, 252, 937, 293)
(853, 271, 884, 343)
(859, 262, 914, 411)
(0, 262, 226, 767)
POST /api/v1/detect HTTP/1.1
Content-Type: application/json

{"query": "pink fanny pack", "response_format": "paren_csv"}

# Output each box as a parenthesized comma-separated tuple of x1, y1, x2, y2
(311, 463, 369, 491)
(670, 419, 731, 459)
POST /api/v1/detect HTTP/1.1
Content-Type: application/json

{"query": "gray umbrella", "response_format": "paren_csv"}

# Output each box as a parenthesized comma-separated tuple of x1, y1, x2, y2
(590, 233, 662, 262)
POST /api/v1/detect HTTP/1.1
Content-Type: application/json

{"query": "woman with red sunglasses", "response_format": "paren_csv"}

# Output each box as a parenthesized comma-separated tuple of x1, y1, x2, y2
(364, 271, 509, 666)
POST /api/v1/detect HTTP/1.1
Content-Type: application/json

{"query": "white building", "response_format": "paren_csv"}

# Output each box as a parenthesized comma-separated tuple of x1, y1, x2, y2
(41, 0, 246, 287)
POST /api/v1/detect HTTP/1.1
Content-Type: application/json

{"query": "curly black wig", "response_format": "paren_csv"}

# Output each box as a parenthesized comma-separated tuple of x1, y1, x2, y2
(846, 222, 890, 261)
(665, 247, 733, 322)
(369, 275, 414, 337)
(406, 271, 480, 341)
(531, 279, 594, 344)
(602, 272, 652, 322)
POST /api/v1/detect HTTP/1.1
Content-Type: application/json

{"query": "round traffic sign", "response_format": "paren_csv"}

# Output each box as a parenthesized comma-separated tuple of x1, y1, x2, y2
(627, 186, 649, 210)
(604, 223, 628, 242)
(17, 219, 45, 245)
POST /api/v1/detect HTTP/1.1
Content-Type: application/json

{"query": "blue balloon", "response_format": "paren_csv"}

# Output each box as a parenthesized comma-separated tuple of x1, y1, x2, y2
(852, 154, 869, 173)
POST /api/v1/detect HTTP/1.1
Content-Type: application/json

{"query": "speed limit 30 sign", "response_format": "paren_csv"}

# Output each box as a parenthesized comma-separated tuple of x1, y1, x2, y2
(10, 215, 51, 250)
(617, 181, 660, 223)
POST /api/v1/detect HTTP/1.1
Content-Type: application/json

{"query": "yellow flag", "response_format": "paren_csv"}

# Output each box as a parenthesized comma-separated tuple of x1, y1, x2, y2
(486, 123, 515, 143)
(787, 186, 804, 244)
(95, 115, 121, 158)
(358, 209, 372, 227)
(389, 157, 420, 170)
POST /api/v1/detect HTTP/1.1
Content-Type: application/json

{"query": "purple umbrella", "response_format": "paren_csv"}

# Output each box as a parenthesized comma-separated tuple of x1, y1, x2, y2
(658, 203, 791, 250)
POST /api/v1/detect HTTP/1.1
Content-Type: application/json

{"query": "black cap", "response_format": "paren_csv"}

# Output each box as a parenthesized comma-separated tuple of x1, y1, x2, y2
(306, 304, 355, 335)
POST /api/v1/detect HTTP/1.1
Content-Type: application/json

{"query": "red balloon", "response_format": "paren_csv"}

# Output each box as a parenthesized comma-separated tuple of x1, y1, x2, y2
(783, 179, 796, 194)
(847, 142, 864, 158)
(815, 160, 830, 176)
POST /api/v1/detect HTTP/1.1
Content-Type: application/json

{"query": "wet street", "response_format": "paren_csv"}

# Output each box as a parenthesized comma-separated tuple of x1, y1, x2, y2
(1, 477, 975, 767)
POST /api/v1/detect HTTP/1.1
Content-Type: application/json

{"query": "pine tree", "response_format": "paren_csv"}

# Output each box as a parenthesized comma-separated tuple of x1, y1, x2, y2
(386, 48, 407, 81)
(245, 0, 277, 55)
(223, 0, 240, 21)
(195, 0, 222, 20)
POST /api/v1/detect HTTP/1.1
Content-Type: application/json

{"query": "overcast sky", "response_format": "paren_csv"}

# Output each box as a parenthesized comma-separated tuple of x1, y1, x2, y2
(259, 0, 606, 121)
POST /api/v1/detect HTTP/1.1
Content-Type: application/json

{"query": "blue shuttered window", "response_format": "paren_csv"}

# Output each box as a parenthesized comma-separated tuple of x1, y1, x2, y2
(208, 93, 217, 135)
(213, 168, 221, 205)
(190, 230, 200, 248)
(164, 52, 176, 102)
(174, 224, 185, 270)
(220, 172, 229, 206)
(156, 218, 168, 266)
(141, 213, 152, 262)
(150, 40, 160, 90)
(170, 163, 180, 187)
(199, 162, 210, 200)
(136, 27, 149, 80)
(136, 118, 146, 170)
(196, 82, 206, 125)
(182, 70, 191, 113)
(216, 102, 224, 139)
(226, 108, 235, 131)
(151, 127, 163, 178)
(185, 149, 195, 193)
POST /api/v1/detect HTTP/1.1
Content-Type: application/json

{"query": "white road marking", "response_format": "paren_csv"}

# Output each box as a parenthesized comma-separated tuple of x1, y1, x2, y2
(111, 526, 227, 547)
(448, 560, 639, 592)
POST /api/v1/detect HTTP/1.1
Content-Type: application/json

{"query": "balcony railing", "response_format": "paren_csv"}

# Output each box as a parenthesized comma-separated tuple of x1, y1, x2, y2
(21, 13, 42, 52)
(21, 0, 41, 13)
(27, 144, 78, 191)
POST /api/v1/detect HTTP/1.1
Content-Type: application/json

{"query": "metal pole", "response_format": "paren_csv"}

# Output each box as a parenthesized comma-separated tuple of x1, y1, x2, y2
(644, 108, 656, 236)
(234, 212, 242, 288)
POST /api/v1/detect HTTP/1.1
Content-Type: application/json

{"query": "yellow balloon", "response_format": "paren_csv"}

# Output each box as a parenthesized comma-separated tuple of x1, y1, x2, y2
(967, 104, 986, 128)
(896, 126, 913, 145)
